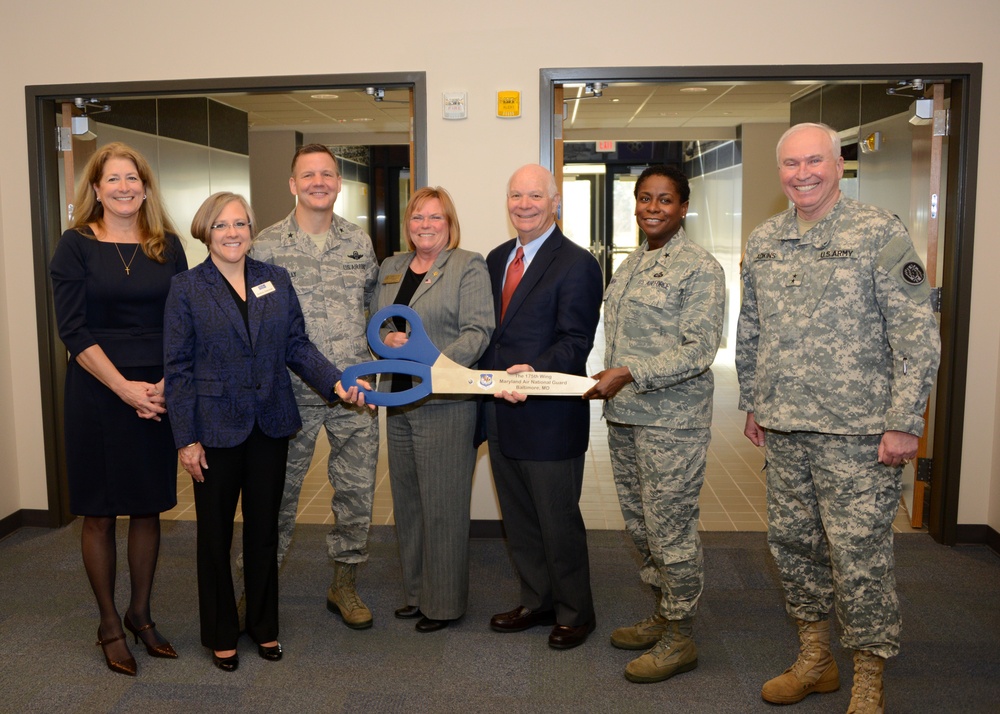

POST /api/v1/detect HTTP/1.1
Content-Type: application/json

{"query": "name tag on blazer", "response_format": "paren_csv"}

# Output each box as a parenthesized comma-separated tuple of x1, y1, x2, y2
(251, 281, 276, 298)
(382, 273, 403, 285)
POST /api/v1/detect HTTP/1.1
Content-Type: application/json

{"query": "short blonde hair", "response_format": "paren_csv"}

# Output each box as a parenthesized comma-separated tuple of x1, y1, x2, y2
(403, 186, 461, 250)
(190, 192, 257, 246)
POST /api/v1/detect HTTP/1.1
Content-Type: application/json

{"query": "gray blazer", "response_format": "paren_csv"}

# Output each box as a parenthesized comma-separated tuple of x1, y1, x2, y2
(372, 247, 494, 404)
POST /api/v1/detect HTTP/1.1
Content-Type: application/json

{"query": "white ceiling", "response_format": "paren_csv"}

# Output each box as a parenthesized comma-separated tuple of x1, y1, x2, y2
(562, 81, 823, 130)
(207, 87, 412, 134)
(204, 81, 824, 136)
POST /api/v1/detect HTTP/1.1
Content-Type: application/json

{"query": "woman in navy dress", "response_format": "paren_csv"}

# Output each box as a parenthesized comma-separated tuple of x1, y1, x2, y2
(50, 143, 188, 676)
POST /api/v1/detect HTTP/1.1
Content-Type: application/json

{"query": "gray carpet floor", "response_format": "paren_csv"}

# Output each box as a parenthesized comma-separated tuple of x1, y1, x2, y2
(1, 521, 998, 713)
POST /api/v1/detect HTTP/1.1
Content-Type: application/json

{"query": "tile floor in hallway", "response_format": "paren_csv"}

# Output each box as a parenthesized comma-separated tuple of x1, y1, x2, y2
(163, 352, 916, 534)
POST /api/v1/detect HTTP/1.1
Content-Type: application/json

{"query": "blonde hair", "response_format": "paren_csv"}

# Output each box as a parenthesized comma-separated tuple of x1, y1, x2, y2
(70, 142, 178, 263)
(403, 186, 461, 251)
(190, 192, 257, 246)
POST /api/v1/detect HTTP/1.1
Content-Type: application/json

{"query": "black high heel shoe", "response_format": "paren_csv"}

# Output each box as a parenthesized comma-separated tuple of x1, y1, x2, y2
(96, 628, 137, 676)
(124, 614, 178, 659)
(212, 650, 239, 672)
(257, 642, 282, 661)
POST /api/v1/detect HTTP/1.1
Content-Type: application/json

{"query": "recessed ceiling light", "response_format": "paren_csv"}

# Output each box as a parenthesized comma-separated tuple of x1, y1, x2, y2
(311, 93, 339, 100)
(352, 117, 373, 122)
(680, 87, 708, 93)
(611, 98, 620, 103)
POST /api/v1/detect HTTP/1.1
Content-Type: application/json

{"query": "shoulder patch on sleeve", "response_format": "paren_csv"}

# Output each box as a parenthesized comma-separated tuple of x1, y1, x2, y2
(877, 232, 931, 301)
(901, 261, 925, 285)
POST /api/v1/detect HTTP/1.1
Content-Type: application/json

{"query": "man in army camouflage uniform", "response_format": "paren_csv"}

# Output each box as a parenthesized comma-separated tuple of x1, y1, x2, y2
(247, 144, 379, 629)
(736, 123, 940, 713)
(584, 165, 725, 683)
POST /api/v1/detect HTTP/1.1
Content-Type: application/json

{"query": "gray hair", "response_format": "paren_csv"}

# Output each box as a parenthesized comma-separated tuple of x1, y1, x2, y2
(507, 164, 558, 198)
(776, 122, 841, 163)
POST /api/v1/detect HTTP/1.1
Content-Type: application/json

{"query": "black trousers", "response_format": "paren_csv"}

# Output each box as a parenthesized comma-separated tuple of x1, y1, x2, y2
(193, 424, 288, 650)
(484, 402, 594, 627)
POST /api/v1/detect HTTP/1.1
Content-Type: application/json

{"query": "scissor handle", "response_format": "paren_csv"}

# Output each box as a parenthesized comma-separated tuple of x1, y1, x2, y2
(340, 359, 433, 407)
(366, 305, 441, 363)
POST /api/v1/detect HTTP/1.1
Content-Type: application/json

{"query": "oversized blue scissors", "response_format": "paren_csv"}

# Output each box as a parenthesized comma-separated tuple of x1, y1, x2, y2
(340, 305, 466, 407)
(340, 305, 596, 407)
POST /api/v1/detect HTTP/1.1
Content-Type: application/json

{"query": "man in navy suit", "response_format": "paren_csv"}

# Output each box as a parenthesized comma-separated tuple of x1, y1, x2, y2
(482, 164, 603, 649)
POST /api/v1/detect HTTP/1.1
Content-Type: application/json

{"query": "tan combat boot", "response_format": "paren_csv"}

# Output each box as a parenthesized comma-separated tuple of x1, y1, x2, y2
(611, 613, 668, 650)
(847, 650, 885, 714)
(624, 618, 698, 683)
(761, 618, 840, 704)
(326, 562, 373, 629)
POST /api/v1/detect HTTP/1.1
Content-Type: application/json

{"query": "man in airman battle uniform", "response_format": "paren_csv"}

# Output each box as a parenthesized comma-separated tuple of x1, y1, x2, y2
(248, 144, 379, 629)
(737, 123, 940, 713)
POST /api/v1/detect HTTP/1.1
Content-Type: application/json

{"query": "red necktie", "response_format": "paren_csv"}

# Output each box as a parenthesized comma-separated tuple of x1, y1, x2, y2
(500, 246, 524, 321)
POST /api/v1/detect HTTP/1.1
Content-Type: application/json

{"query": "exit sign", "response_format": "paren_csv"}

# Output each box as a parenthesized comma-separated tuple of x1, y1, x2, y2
(596, 140, 616, 152)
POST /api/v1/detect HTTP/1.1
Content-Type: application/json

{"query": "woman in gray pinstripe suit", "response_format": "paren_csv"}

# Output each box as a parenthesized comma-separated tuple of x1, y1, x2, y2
(372, 187, 494, 632)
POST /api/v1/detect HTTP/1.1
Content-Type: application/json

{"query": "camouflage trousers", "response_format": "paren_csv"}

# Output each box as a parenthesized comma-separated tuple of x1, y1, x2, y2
(765, 431, 902, 659)
(277, 403, 378, 566)
(608, 422, 709, 620)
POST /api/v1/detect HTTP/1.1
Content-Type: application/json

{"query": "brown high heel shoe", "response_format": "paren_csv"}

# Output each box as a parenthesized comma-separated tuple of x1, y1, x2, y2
(124, 614, 178, 659)
(96, 628, 137, 676)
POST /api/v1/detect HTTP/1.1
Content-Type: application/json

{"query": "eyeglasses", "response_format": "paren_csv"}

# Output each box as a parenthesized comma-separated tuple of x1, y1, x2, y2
(210, 221, 251, 232)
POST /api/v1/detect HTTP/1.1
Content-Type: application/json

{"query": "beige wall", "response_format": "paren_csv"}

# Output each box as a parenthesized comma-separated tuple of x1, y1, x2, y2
(2, 0, 999, 531)
(249, 131, 299, 230)
(741, 124, 790, 246)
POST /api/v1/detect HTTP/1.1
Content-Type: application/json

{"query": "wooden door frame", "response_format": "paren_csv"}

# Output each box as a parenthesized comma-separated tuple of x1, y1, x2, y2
(540, 64, 982, 546)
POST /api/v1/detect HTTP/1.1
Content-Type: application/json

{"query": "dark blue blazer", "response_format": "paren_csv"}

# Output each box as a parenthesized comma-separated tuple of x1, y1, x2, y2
(164, 256, 341, 450)
(479, 227, 603, 461)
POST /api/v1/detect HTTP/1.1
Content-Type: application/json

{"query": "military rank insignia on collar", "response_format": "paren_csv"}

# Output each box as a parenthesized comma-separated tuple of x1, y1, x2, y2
(901, 262, 926, 285)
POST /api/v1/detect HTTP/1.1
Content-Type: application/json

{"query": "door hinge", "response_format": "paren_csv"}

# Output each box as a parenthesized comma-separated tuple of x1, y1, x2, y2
(933, 109, 949, 137)
(916, 456, 933, 482)
(56, 127, 72, 152)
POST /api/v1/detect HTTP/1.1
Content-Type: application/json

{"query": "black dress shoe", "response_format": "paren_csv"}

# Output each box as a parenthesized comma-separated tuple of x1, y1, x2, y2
(415, 616, 451, 633)
(548, 620, 597, 650)
(489, 606, 557, 632)
(257, 643, 282, 661)
(212, 651, 239, 671)
(394, 605, 422, 619)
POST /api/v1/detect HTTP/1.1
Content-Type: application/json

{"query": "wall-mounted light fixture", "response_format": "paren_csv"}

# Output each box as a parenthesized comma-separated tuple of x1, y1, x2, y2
(859, 131, 883, 153)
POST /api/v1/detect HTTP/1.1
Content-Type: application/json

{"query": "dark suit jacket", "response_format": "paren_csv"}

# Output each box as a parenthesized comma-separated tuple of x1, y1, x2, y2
(164, 256, 341, 449)
(480, 226, 603, 460)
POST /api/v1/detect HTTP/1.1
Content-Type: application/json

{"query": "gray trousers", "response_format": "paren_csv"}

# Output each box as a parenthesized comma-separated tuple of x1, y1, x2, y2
(387, 399, 476, 620)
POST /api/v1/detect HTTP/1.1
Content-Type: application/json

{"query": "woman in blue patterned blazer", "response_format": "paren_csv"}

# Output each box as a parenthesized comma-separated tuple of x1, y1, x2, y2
(164, 192, 366, 672)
